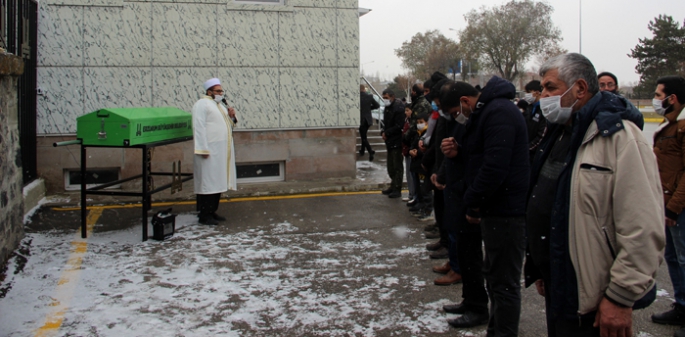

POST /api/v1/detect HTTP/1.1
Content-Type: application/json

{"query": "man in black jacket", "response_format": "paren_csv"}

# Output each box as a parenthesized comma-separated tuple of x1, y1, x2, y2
(522, 80, 546, 163)
(437, 81, 489, 328)
(381, 89, 405, 198)
(441, 77, 530, 336)
(359, 85, 380, 160)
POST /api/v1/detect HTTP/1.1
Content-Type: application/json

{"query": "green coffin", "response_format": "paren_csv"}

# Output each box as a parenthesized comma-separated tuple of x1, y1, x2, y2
(76, 107, 193, 146)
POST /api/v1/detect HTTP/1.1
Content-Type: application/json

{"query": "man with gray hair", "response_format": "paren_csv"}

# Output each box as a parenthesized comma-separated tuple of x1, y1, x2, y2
(524, 53, 664, 336)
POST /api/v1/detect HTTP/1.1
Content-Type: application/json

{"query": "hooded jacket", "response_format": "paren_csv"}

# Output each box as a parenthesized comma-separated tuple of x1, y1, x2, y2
(529, 91, 664, 319)
(461, 76, 530, 217)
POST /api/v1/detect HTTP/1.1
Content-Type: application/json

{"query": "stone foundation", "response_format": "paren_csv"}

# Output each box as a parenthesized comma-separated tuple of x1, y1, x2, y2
(0, 53, 25, 264)
(37, 127, 357, 195)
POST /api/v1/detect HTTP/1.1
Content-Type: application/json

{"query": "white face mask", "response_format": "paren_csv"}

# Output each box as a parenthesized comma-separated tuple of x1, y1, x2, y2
(539, 85, 577, 124)
(456, 113, 467, 125)
(653, 95, 671, 116)
(383, 99, 391, 107)
(523, 93, 535, 104)
(417, 123, 426, 130)
(213, 95, 224, 103)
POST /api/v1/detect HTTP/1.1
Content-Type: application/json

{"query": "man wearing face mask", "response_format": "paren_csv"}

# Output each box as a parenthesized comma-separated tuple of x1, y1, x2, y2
(381, 89, 405, 198)
(651, 76, 685, 337)
(522, 80, 547, 162)
(526, 53, 663, 337)
(435, 81, 489, 329)
(192, 78, 238, 225)
(441, 76, 530, 336)
(597, 72, 619, 94)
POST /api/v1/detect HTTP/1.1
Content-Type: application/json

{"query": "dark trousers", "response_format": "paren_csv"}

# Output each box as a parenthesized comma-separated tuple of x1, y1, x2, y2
(442, 190, 461, 274)
(433, 189, 447, 247)
(548, 311, 600, 337)
(481, 216, 526, 337)
(386, 148, 403, 191)
(412, 172, 433, 208)
(359, 121, 372, 154)
(458, 229, 488, 314)
(197, 193, 221, 219)
(359, 119, 373, 154)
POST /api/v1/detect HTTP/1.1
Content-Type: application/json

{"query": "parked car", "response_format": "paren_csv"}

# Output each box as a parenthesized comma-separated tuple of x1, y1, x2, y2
(371, 94, 384, 127)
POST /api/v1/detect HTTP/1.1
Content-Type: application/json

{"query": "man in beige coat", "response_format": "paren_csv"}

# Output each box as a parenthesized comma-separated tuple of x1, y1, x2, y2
(525, 53, 664, 337)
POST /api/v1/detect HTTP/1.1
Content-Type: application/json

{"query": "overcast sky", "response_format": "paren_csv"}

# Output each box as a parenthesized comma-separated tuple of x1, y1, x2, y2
(358, 0, 685, 87)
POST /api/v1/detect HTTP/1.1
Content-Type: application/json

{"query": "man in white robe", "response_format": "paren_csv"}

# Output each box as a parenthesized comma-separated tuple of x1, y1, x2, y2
(192, 78, 237, 225)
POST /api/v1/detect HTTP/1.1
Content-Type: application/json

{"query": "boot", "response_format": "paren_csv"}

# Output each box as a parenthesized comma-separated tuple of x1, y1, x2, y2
(447, 311, 488, 328)
(652, 303, 685, 325)
(434, 269, 462, 285)
(429, 246, 448, 259)
(432, 261, 450, 274)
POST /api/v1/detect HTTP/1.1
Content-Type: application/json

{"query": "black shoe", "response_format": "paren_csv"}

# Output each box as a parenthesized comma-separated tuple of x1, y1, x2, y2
(358, 150, 365, 156)
(652, 304, 685, 325)
(447, 311, 489, 328)
(406, 199, 417, 207)
(198, 216, 219, 225)
(675, 326, 685, 337)
(443, 302, 468, 314)
(388, 191, 401, 198)
(429, 246, 448, 259)
(211, 213, 226, 221)
(425, 230, 440, 239)
(426, 241, 443, 251)
(369, 150, 375, 161)
(424, 224, 437, 232)
(382, 188, 393, 195)
(409, 204, 422, 212)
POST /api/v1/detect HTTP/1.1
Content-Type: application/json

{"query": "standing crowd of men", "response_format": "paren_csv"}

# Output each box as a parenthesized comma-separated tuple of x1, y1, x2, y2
(370, 52, 685, 337)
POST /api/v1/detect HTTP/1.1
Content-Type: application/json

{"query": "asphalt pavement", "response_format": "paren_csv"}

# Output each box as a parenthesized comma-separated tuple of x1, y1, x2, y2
(0, 190, 680, 336)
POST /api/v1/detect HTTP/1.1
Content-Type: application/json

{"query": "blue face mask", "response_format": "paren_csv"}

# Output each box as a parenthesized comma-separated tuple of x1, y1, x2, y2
(431, 102, 438, 111)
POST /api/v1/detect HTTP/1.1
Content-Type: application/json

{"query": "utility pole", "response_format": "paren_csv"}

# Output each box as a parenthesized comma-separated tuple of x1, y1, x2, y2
(579, 0, 582, 54)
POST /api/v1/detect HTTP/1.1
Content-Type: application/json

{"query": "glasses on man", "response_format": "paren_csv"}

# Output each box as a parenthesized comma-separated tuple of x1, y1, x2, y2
(211, 89, 225, 94)
(599, 83, 616, 89)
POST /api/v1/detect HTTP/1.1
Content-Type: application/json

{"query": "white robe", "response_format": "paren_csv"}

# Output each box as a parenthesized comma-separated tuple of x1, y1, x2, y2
(192, 96, 237, 194)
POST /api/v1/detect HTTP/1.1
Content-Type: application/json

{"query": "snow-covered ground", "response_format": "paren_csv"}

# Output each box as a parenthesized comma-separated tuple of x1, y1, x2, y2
(0, 212, 476, 337)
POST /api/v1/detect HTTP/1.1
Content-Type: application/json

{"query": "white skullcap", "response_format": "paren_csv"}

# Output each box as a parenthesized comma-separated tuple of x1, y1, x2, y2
(203, 78, 221, 91)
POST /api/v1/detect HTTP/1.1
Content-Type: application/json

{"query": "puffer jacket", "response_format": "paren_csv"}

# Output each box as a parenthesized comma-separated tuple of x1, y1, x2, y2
(462, 76, 530, 217)
(533, 91, 664, 317)
(653, 108, 685, 220)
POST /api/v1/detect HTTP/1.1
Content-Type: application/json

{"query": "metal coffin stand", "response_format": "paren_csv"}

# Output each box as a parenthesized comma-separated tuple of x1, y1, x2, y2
(78, 136, 193, 241)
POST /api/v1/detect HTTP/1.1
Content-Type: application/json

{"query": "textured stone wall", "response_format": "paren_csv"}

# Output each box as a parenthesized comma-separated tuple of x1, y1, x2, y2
(0, 54, 25, 264)
(35, 0, 360, 192)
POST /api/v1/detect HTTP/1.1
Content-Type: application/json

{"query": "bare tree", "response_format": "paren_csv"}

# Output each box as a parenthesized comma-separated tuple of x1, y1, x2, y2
(460, 0, 563, 82)
(395, 30, 462, 81)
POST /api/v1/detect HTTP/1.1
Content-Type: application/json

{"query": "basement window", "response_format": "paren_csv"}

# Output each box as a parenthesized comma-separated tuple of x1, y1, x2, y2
(236, 162, 284, 183)
(64, 168, 121, 191)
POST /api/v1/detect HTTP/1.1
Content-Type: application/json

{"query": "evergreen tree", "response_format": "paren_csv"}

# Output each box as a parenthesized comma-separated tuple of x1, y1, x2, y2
(629, 15, 685, 98)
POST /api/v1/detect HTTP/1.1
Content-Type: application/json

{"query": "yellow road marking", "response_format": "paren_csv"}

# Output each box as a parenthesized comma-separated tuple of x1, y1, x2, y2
(34, 208, 103, 337)
(52, 190, 397, 212)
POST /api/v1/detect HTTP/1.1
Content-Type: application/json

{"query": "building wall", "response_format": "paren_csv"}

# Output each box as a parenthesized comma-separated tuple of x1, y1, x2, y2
(0, 54, 25, 264)
(36, 0, 359, 192)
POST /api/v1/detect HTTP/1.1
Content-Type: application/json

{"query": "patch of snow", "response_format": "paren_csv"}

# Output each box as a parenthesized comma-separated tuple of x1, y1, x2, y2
(1, 220, 460, 336)
(22, 179, 43, 197)
(23, 197, 48, 224)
